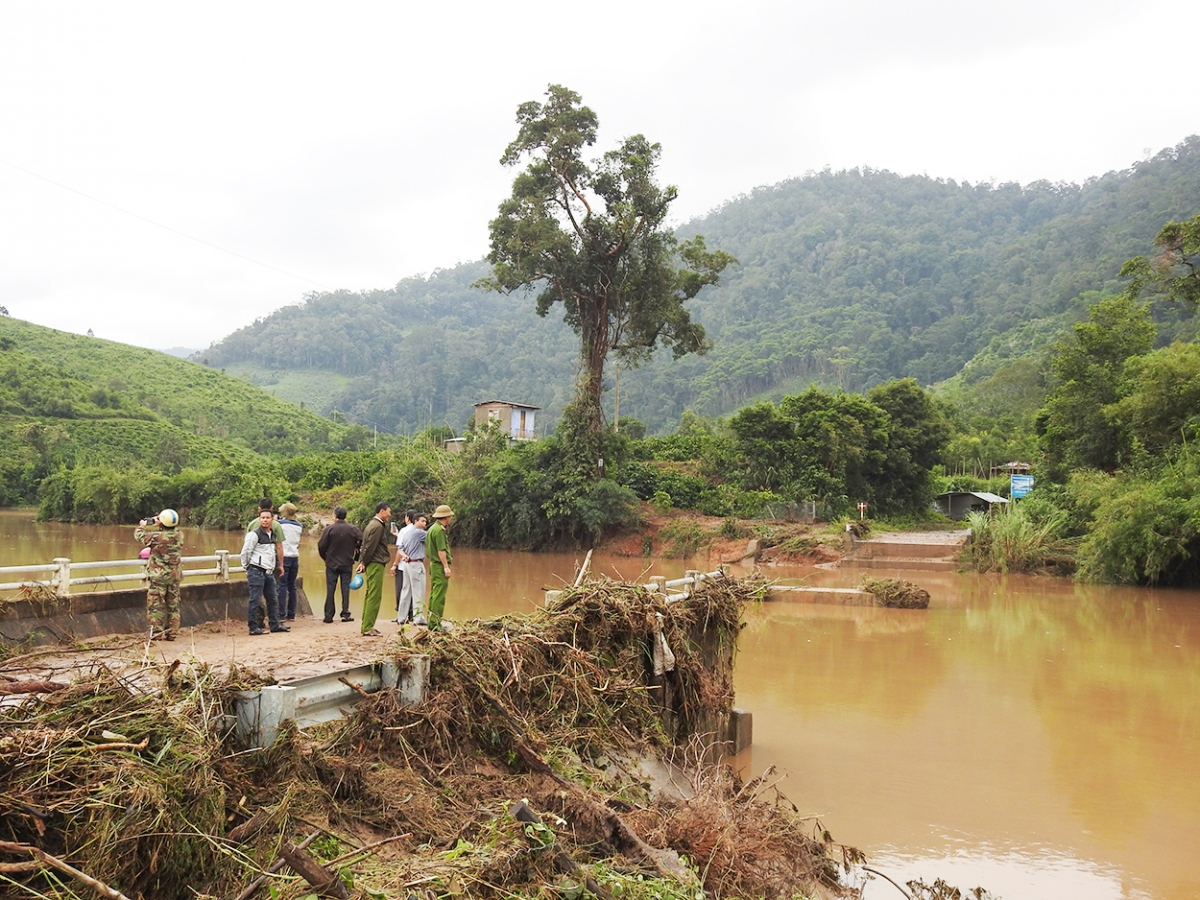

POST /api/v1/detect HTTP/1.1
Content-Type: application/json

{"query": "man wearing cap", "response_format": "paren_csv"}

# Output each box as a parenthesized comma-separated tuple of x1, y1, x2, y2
(135, 509, 183, 641)
(426, 504, 454, 630)
(356, 502, 392, 636)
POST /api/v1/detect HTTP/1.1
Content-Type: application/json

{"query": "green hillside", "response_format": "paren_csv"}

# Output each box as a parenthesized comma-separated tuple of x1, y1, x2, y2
(196, 136, 1200, 436)
(0, 317, 363, 513)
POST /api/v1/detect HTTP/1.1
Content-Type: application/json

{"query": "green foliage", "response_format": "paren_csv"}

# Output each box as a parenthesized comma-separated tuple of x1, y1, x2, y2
(657, 518, 707, 558)
(965, 501, 1072, 574)
(1120, 213, 1200, 309)
(1037, 294, 1156, 478)
(728, 380, 947, 516)
(0, 316, 364, 525)
(1107, 341, 1200, 457)
(36, 458, 291, 529)
(282, 450, 392, 491)
(193, 137, 1200, 438)
(480, 84, 734, 451)
(866, 378, 951, 513)
(1071, 450, 1200, 585)
(0, 315, 350, 456)
(451, 434, 639, 549)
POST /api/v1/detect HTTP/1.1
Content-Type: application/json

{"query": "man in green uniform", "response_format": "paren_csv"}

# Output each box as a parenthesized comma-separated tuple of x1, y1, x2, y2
(426, 504, 454, 630)
(356, 502, 392, 636)
(135, 508, 183, 641)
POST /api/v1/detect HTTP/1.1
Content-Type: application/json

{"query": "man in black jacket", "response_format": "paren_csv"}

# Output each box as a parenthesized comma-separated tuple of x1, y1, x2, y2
(317, 506, 362, 623)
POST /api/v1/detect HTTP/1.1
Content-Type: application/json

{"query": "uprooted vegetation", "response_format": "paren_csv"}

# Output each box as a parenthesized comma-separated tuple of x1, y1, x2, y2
(859, 576, 932, 609)
(0, 576, 865, 900)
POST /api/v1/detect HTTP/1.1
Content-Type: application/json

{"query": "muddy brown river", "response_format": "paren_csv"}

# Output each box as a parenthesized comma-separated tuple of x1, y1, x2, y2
(2, 508, 1197, 899)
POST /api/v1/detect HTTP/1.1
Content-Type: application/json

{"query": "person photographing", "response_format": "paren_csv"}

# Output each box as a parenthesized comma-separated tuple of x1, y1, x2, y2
(135, 509, 183, 642)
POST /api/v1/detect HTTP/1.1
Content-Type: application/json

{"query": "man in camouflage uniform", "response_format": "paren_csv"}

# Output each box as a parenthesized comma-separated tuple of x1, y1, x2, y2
(135, 509, 183, 641)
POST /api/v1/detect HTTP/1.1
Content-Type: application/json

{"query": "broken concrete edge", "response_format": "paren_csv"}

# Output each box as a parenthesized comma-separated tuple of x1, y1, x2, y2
(0, 579, 313, 647)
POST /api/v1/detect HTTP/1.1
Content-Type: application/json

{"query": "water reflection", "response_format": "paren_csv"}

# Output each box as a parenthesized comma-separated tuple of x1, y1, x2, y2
(737, 564, 1200, 899)
(3, 510, 1199, 899)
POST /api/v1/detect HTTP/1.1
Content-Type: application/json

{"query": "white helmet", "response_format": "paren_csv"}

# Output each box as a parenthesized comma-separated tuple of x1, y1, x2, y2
(158, 509, 180, 528)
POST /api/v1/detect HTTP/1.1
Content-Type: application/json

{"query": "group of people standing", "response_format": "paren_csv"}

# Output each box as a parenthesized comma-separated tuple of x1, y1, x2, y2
(136, 498, 455, 642)
(338, 502, 454, 636)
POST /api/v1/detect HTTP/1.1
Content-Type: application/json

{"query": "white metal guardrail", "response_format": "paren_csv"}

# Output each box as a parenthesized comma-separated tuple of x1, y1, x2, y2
(544, 569, 725, 608)
(234, 656, 431, 748)
(0, 551, 245, 596)
(642, 568, 724, 601)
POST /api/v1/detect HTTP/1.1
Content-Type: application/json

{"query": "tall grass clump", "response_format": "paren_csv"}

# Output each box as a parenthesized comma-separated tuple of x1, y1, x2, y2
(966, 500, 1071, 573)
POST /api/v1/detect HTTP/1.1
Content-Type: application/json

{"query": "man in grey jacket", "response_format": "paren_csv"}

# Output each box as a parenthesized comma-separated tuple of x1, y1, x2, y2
(240, 509, 289, 635)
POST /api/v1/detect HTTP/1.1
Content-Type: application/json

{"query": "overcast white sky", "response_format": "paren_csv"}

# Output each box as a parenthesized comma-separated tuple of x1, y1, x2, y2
(1, 1, 1194, 352)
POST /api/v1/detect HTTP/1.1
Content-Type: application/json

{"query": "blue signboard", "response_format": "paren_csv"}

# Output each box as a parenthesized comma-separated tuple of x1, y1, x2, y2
(1011, 474, 1034, 499)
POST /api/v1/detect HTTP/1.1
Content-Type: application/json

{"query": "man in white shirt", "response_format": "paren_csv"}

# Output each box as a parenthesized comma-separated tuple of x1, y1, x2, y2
(395, 510, 429, 625)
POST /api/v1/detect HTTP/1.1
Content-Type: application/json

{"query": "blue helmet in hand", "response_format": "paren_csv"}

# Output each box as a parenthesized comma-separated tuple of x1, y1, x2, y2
(349, 573, 364, 590)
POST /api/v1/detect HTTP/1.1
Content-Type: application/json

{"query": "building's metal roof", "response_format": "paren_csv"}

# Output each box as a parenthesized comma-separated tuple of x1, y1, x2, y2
(474, 400, 541, 409)
(937, 491, 1009, 504)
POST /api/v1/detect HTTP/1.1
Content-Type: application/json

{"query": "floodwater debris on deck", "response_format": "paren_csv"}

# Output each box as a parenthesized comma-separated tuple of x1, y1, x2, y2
(0, 573, 864, 900)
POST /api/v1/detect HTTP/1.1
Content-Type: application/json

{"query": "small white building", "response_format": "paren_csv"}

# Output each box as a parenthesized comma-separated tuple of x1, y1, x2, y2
(474, 400, 539, 442)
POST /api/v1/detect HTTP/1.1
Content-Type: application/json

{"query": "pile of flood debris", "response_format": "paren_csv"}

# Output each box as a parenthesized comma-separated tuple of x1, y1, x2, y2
(1, 574, 865, 900)
(859, 577, 931, 609)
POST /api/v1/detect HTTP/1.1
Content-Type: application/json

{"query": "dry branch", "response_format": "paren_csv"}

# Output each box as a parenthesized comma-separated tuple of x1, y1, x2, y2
(0, 841, 134, 900)
(0, 680, 67, 695)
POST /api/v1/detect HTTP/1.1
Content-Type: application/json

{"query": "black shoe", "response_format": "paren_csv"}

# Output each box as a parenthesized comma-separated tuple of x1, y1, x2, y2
(340, 614, 355, 622)
(323, 617, 334, 624)
(249, 628, 266, 635)
(270, 625, 291, 633)
(285, 616, 295, 621)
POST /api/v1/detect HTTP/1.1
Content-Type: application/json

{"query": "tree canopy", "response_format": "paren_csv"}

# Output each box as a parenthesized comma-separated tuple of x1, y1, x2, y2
(1036, 295, 1155, 478)
(1120, 214, 1200, 309)
(479, 84, 734, 468)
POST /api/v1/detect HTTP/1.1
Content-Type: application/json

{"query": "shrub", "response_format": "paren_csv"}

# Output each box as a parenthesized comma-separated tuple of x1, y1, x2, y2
(1072, 454, 1200, 584)
(657, 518, 707, 558)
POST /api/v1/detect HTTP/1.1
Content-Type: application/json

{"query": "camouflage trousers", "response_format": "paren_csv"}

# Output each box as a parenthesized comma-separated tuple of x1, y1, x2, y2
(148, 578, 181, 637)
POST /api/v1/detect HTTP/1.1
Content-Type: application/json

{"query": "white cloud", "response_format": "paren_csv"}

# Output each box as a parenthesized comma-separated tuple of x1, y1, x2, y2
(1, 0, 1192, 349)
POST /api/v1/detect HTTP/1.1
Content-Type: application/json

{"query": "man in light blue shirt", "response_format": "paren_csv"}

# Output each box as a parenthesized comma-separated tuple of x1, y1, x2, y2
(396, 510, 428, 625)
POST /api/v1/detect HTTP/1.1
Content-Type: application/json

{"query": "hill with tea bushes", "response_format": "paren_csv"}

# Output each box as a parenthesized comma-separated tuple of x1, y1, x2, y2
(0, 316, 367, 516)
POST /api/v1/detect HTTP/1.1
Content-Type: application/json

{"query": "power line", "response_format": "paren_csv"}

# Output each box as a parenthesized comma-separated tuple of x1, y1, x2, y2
(1, 158, 333, 290)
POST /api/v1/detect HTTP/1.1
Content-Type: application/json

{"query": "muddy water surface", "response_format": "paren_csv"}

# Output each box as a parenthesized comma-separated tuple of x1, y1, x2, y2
(3, 509, 1198, 899)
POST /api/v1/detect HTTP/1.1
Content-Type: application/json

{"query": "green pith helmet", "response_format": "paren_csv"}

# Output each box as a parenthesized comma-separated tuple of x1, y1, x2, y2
(158, 509, 179, 528)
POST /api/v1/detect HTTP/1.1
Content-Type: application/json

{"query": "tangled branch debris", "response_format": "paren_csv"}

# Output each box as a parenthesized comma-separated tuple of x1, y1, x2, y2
(859, 577, 931, 609)
(2, 575, 861, 900)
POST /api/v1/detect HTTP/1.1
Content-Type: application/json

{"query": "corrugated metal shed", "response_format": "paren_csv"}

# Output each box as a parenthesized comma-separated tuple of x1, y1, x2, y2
(933, 491, 1010, 520)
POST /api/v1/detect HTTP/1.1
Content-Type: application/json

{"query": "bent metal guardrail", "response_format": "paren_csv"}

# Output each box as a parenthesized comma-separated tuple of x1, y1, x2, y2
(0, 552, 246, 596)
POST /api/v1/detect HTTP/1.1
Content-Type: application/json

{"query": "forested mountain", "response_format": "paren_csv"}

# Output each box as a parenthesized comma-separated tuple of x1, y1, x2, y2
(198, 137, 1200, 435)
